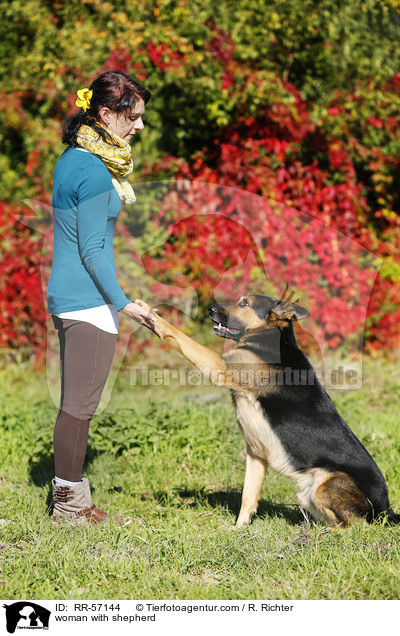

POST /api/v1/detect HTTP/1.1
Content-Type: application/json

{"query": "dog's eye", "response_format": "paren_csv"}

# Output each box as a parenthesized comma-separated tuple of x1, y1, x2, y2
(239, 299, 249, 307)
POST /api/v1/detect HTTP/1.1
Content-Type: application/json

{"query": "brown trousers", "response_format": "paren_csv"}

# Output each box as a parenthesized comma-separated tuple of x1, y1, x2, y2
(51, 316, 117, 481)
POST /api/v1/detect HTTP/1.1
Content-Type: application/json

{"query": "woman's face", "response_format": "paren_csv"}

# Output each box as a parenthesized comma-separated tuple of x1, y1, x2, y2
(101, 97, 145, 142)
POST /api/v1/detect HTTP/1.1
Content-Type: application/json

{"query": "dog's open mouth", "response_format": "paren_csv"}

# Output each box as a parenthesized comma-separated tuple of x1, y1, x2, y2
(212, 321, 242, 339)
(209, 304, 244, 340)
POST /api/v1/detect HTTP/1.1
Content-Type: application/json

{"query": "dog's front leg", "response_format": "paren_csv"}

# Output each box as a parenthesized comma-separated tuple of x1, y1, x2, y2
(152, 310, 230, 386)
(236, 450, 268, 527)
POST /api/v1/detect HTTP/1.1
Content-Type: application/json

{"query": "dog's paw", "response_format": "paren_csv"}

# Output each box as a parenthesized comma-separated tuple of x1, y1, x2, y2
(235, 520, 250, 529)
(235, 516, 252, 529)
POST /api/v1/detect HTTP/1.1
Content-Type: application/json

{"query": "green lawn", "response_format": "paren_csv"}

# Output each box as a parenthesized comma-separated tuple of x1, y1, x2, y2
(1, 355, 400, 600)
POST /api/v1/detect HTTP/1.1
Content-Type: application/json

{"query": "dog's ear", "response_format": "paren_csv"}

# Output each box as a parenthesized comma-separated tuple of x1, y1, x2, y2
(268, 299, 310, 322)
(267, 285, 309, 322)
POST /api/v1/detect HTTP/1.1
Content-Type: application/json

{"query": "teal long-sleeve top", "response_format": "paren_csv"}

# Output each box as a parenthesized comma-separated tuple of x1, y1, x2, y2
(47, 147, 131, 314)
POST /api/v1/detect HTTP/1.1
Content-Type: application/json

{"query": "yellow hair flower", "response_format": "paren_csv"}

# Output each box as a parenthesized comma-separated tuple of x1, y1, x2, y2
(75, 88, 93, 112)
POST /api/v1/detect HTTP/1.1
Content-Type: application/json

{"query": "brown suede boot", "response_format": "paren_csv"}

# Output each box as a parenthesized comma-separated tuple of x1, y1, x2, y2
(51, 478, 110, 525)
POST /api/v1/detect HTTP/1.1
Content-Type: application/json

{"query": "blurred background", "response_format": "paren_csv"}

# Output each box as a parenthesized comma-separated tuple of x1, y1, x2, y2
(1, 0, 400, 368)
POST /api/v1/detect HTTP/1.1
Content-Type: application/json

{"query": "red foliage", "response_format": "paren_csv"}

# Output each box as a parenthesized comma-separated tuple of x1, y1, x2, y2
(98, 47, 132, 74)
(0, 203, 47, 362)
(97, 47, 148, 81)
(144, 181, 377, 350)
(143, 212, 264, 301)
(146, 42, 185, 71)
(204, 20, 236, 66)
(365, 276, 400, 353)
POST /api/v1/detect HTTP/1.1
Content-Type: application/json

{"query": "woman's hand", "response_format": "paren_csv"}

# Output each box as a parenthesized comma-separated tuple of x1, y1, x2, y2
(121, 299, 163, 339)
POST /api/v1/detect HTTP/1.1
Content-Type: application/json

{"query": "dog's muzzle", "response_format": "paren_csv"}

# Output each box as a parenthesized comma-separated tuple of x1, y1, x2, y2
(208, 305, 242, 340)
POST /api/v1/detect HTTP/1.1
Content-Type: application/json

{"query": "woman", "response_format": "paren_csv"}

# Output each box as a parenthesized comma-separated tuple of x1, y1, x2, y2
(47, 70, 159, 525)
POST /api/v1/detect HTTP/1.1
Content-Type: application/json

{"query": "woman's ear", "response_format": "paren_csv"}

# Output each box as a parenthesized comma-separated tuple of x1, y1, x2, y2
(98, 106, 111, 126)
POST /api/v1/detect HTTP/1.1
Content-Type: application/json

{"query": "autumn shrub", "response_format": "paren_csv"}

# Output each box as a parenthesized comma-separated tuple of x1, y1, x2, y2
(144, 77, 400, 352)
(1, 0, 399, 357)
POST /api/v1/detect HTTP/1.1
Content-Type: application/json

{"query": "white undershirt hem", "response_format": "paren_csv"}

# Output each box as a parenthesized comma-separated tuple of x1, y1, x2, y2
(53, 304, 119, 334)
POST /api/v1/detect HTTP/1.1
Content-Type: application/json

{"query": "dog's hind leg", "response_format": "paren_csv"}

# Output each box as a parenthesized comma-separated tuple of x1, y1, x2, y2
(313, 471, 371, 527)
(236, 450, 268, 527)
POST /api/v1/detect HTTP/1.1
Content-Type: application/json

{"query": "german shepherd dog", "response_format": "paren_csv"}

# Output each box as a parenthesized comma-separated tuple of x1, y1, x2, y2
(143, 292, 400, 527)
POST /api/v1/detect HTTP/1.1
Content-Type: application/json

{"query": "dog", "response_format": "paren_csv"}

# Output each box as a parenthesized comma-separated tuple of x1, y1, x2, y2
(142, 292, 400, 527)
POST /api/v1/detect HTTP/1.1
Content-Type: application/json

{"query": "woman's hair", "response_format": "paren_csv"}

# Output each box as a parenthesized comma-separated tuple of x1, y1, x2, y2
(62, 70, 151, 146)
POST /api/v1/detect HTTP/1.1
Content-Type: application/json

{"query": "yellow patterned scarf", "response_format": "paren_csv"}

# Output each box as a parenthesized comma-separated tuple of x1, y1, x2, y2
(76, 124, 136, 204)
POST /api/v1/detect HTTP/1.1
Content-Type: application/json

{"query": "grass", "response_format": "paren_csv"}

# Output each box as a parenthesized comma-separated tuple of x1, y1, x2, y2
(1, 353, 400, 600)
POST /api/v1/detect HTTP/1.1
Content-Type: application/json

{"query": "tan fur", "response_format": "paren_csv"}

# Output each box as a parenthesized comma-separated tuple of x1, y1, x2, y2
(234, 391, 292, 472)
(229, 301, 266, 330)
(236, 451, 267, 527)
(223, 347, 264, 366)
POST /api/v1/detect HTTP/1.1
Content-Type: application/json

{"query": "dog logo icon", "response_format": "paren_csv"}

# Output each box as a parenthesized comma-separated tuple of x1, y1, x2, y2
(3, 602, 50, 633)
